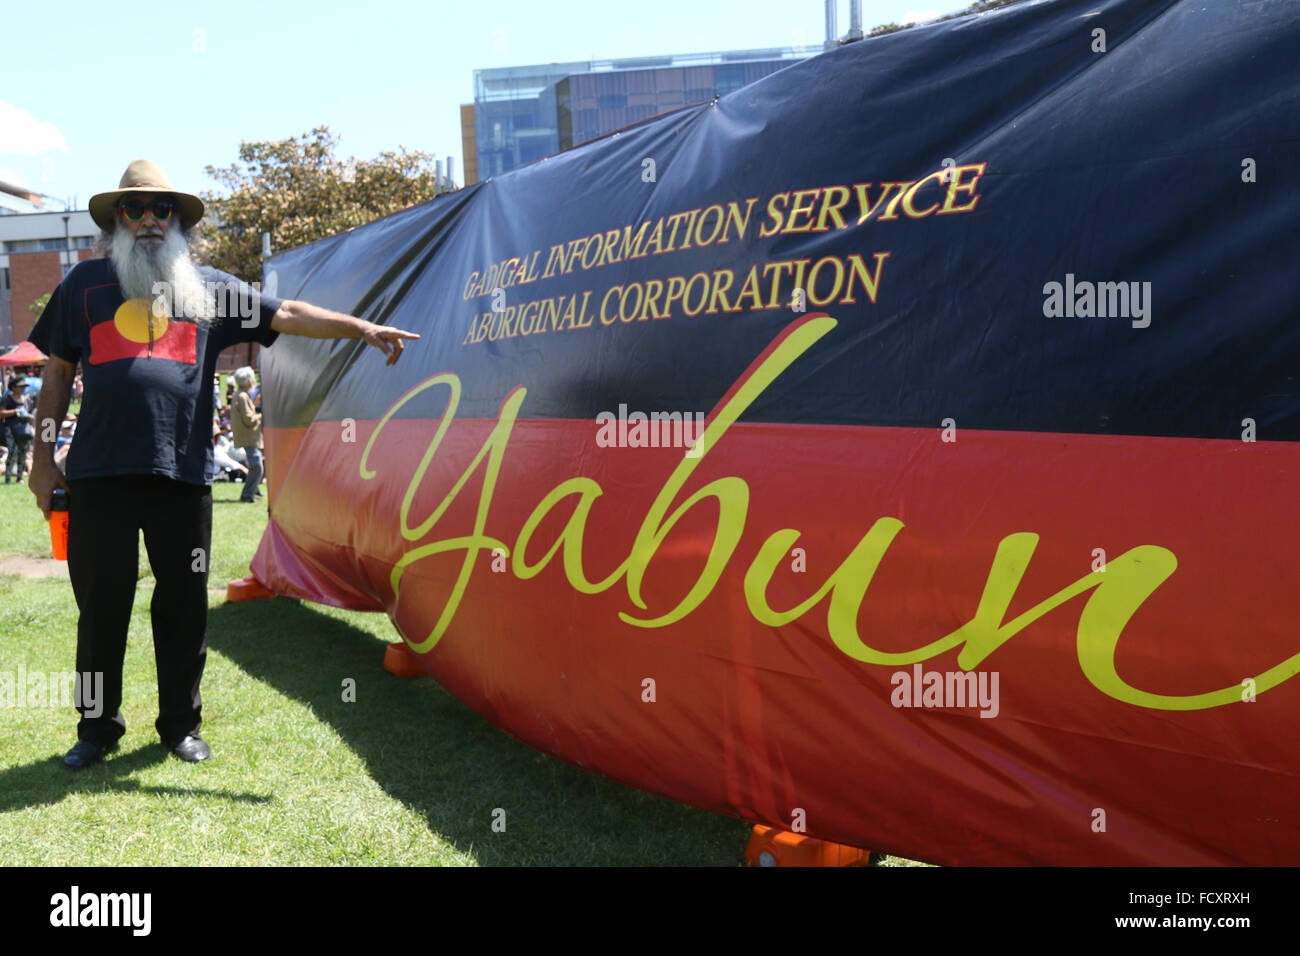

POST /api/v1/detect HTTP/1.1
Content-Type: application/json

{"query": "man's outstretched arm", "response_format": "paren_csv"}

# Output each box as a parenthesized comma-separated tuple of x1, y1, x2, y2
(270, 301, 420, 366)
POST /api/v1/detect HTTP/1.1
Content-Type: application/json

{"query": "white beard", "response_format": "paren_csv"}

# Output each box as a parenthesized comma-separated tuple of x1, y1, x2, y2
(110, 224, 214, 322)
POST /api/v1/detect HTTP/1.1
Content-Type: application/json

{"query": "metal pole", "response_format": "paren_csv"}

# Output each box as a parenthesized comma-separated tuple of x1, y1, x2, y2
(825, 0, 839, 50)
(847, 0, 864, 41)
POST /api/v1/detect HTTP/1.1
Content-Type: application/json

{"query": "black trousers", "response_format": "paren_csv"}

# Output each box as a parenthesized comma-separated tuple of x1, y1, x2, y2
(67, 475, 212, 746)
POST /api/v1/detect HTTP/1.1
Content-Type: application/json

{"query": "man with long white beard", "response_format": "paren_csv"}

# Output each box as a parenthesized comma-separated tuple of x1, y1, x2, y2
(26, 159, 418, 769)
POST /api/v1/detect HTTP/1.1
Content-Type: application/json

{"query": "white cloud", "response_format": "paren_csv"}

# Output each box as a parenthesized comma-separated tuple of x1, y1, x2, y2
(901, 9, 942, 24)
(0, 102, 69, 155)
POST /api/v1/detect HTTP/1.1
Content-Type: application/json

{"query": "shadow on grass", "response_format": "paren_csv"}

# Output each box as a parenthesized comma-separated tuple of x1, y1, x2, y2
(206, 598, 751, 866)
(0, 743, 273, 813)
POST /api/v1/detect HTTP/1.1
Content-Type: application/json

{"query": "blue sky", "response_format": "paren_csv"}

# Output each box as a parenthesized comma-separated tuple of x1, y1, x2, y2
(1, 0, 946, 210)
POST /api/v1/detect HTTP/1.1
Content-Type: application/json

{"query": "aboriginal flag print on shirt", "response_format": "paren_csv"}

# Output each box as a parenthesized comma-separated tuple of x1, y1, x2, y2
(85, 284, 198, 366)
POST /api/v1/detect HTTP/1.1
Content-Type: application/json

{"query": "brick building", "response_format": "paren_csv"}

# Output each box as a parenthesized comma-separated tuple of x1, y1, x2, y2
(1, 209, 97, 346)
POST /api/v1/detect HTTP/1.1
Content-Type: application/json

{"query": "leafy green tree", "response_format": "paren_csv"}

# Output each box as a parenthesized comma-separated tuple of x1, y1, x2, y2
(198, 126, 454, 282)
(29, 292, 50, 319)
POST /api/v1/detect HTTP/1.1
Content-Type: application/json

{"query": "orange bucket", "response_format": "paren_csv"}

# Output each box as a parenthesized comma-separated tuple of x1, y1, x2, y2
(49, 489, 69, 561)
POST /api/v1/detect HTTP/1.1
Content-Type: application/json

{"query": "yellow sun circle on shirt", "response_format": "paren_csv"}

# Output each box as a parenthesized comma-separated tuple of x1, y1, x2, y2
(114, 298, 168, 343)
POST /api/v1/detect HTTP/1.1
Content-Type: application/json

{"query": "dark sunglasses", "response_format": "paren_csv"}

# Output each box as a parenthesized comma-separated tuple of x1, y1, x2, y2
(117, 199, 176, 222)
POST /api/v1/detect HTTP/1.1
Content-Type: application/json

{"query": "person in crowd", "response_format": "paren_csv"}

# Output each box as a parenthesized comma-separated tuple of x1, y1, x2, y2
(54, 419, 76, 474)
(214, 421, 240, 460)
(211, 422, 248, 482)
(1, 375, 35, 483)
(55, 417, 76, 451)
(231, 367, 264, 503)
(23, 366, 44, 403)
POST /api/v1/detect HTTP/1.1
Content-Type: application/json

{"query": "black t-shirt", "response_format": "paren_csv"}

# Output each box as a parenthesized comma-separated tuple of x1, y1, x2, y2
(28, 258, 283, 486)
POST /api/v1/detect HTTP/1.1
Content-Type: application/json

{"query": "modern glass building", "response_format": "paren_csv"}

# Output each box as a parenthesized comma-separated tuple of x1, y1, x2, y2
(466, 47, 811, 183)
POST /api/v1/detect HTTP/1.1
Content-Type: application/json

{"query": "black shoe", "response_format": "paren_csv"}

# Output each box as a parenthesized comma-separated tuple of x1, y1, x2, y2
(166, 735, 211, 762)
(63, 739, 113, 769)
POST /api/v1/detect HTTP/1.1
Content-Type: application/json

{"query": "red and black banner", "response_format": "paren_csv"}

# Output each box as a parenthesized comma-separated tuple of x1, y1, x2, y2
(252, 0, 1300, 865)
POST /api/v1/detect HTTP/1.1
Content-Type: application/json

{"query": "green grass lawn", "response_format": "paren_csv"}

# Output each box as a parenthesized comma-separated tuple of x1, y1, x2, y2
(0, 478, 923, 866)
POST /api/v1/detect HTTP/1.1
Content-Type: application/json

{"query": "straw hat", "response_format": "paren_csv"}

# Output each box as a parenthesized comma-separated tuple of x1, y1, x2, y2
(88, 159, 204, 231)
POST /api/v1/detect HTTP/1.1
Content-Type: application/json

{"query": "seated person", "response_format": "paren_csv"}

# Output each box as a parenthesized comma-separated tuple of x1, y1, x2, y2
(211, 424, 249, 482)
(215, 424, 246, 464)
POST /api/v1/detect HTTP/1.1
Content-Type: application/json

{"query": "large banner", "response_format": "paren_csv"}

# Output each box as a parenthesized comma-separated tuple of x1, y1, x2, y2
(252, 0, 1300, 865)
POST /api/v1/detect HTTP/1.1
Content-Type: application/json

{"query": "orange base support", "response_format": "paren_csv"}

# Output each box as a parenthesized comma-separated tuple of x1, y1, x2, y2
(744, 825, 874, 867)
(384, 642, 425, 678)
(226, 576, 276, 602)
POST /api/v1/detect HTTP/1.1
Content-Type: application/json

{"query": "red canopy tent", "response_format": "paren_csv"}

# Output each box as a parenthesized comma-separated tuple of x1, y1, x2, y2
(0, 342, 47, 366)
